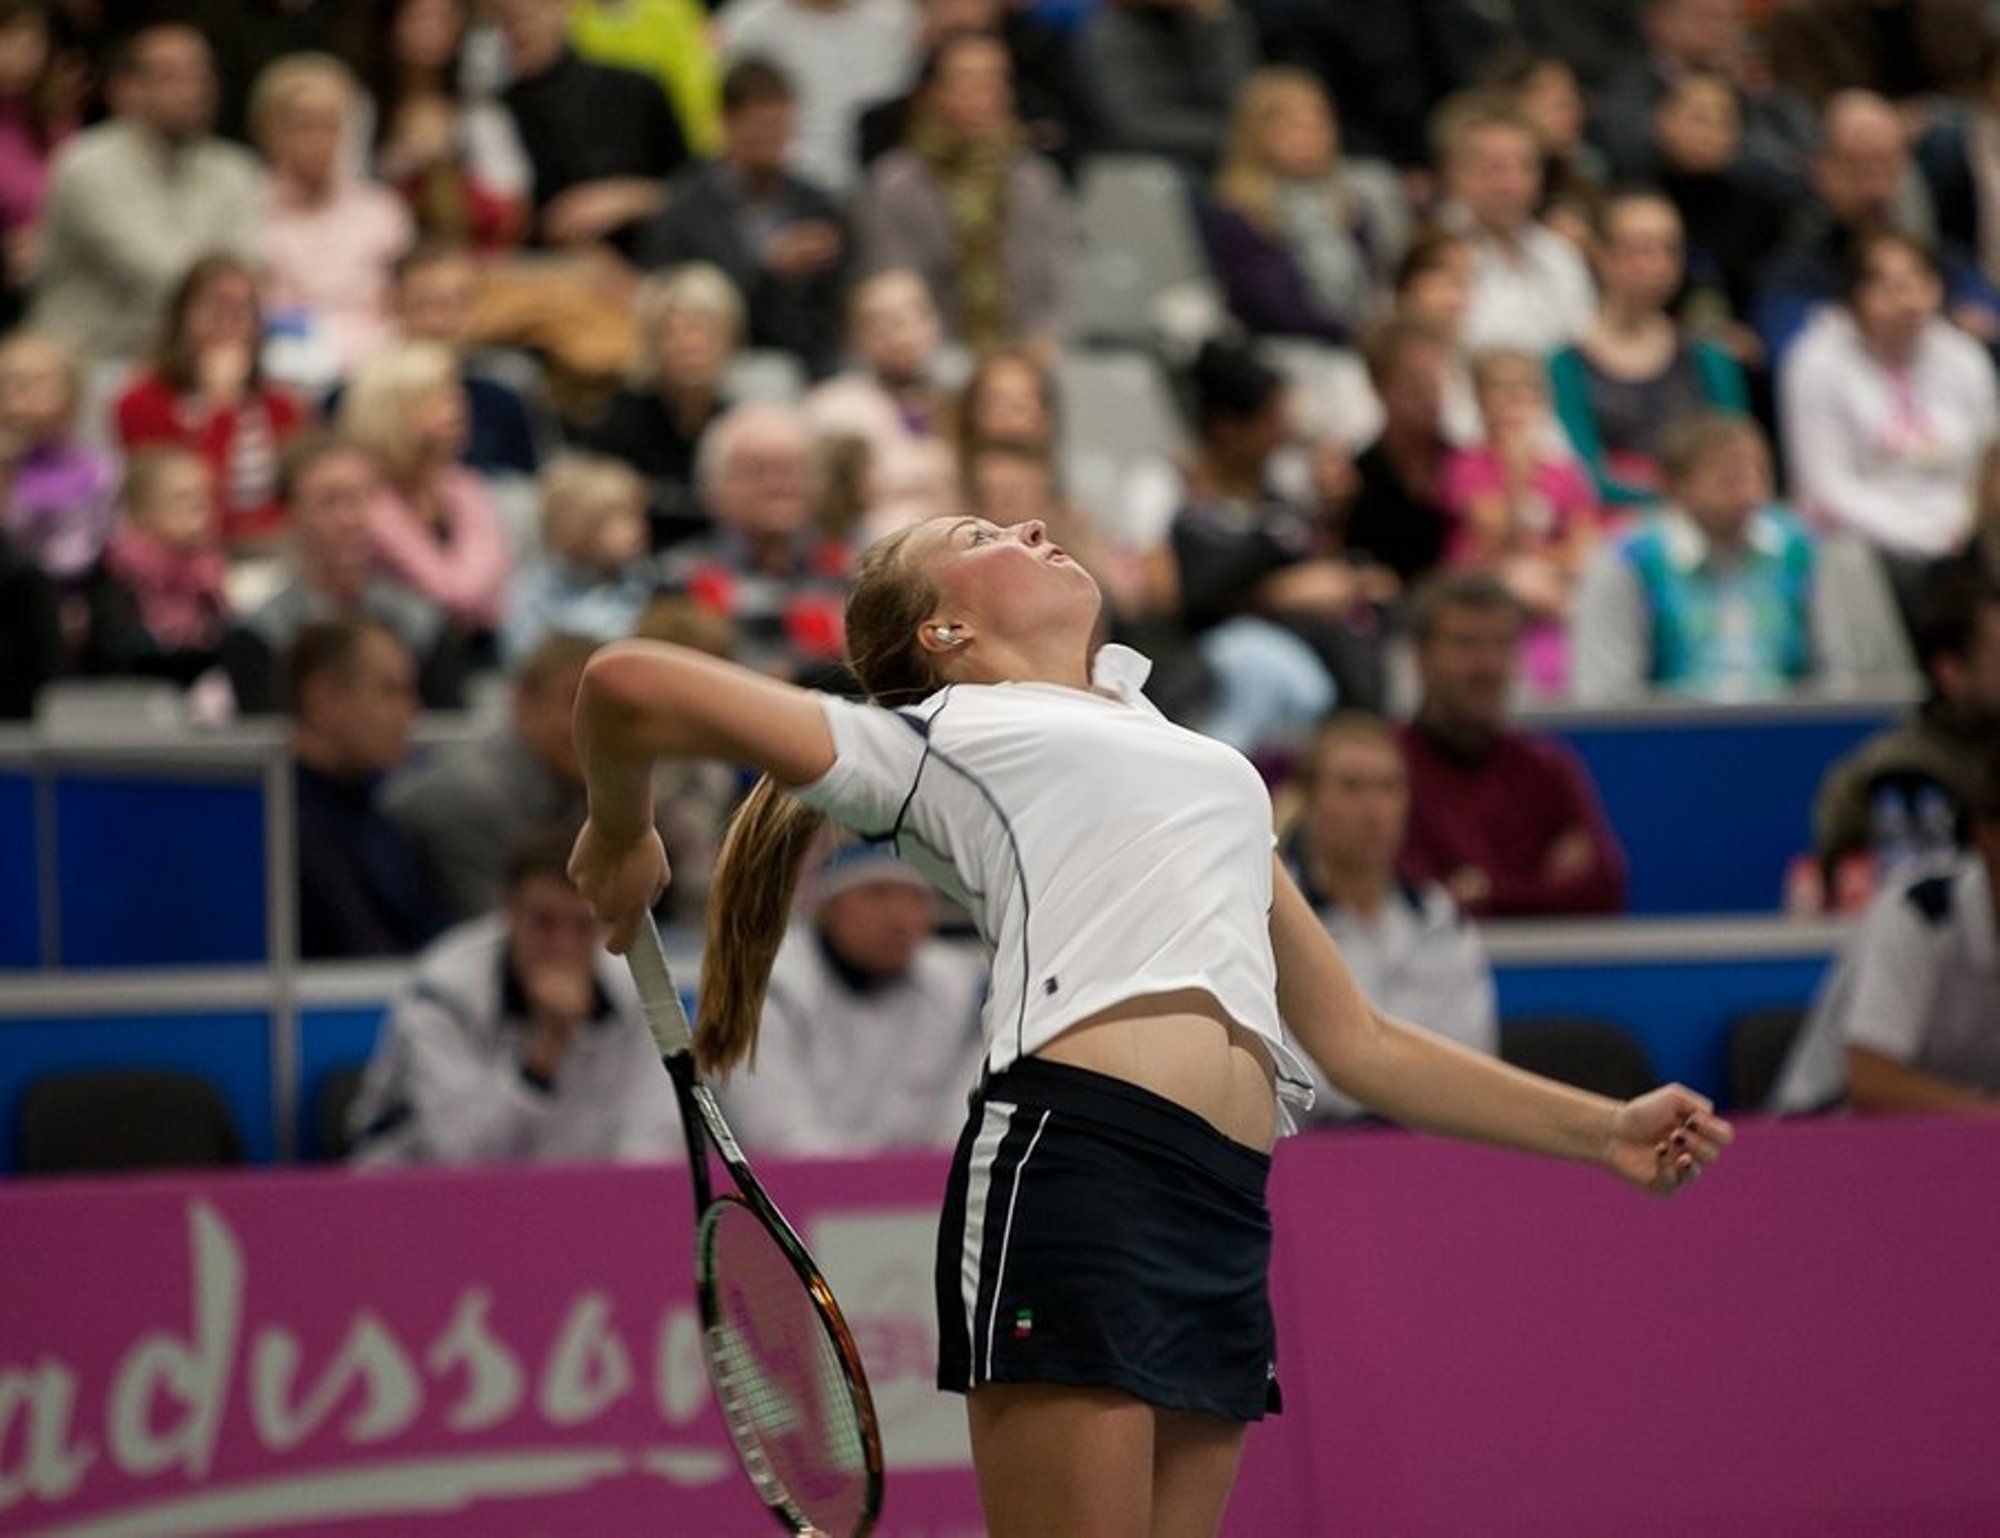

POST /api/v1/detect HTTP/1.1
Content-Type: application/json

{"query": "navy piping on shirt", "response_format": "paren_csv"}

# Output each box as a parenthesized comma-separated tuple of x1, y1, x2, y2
(870, 688, 1035, 1068)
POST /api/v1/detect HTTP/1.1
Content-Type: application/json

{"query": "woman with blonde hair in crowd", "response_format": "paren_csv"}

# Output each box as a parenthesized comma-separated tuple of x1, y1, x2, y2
(251, 52, 415, 388)
(339, 339, 510, 644)
(574, 261, 743, 550)
(1199, 66, 1410, 345)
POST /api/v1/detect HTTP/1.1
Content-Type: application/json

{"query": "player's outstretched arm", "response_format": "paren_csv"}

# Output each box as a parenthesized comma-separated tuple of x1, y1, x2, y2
(1270, 858, 1732, 1194)
(570, 641, 837, 949)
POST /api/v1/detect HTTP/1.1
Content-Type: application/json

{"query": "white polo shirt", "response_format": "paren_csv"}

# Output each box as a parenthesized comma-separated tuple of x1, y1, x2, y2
(793, 646, 1317, 1124)
(1776, 853, 2000, 1108)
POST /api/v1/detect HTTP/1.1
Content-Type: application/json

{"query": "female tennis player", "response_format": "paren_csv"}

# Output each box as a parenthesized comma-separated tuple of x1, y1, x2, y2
(568, 514, 1733, 1538)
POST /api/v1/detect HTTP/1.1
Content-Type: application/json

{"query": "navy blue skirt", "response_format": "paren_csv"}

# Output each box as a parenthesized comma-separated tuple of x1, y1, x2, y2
(934, 1057, 1281, 1422)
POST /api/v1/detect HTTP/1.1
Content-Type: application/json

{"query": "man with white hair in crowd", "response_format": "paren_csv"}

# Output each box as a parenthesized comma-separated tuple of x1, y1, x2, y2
(660, 401, 854, 685)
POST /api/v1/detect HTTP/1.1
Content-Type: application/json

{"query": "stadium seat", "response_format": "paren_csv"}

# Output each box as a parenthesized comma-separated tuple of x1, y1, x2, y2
(1257, 338, 1383, 448)
(1727, 1005, 1809, 1112)
(313, 1064, 368, 1162)
(725, 348, 808, 405)
(17, 1069, 244, 1174)
(1074, 155, 1224, 350)
(1499, 1016, 1659, 1100)
(1056, 348, 1185, 518)
(34, 678, 187, 740)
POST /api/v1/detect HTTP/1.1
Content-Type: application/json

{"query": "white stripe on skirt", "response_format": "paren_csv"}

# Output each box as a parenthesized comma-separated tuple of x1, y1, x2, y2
(982, 1109, 1050, 1379)
(959, 1100, 1015, 1389)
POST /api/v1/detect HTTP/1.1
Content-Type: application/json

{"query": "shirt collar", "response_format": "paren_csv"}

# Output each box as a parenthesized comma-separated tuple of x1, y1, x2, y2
(1089, 643, 1153, 704)
(1659, 505, 1787, 571)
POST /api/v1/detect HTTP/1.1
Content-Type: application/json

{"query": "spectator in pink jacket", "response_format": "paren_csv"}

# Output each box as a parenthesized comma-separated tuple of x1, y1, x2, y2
(338, 339, 511, 643)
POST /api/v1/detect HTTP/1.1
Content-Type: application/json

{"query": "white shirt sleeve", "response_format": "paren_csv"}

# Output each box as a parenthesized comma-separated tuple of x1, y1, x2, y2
(791, 692, 936, 836)
(1829, 883, 1946, 1065)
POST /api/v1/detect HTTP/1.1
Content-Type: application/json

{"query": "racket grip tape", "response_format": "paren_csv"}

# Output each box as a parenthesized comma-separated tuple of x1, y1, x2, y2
(626, 913, 695, 1059)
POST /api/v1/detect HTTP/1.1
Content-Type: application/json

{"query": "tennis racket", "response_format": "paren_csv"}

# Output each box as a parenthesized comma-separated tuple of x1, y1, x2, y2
(625, 913, 885, 1538)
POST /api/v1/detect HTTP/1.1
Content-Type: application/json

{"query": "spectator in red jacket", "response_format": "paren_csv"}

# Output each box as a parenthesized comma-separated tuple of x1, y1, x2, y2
(1397, 569, 1628, 916)
(113, 252, 308, 550)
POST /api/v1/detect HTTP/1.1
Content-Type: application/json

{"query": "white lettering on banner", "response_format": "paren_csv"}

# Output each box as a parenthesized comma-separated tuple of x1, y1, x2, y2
(0, 1362, 96, 1504)
(424, 1289, 525, 1433)
(105, 1202, 240, 1481)
(20, 1449, 640, 1538)
(809, 1213, 971, 1473)
(539, 1294, 634, 1425)
(0, 1197, 734, 1530)
(249, 1316, 422, 1452)
(654, 1307, 707, 1425)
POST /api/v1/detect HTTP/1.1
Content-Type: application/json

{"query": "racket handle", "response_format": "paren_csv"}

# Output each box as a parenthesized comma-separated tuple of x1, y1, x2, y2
(626, 911, 695, 1059)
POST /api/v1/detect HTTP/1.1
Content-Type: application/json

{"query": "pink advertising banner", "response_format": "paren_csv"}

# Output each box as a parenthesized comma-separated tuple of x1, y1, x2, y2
(4, 1118, 2000, 1537)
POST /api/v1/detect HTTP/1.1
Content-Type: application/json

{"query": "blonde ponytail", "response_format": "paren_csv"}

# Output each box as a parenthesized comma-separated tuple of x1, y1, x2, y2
(696, 775, 826, 1075)
(695, 522, 940, 1075)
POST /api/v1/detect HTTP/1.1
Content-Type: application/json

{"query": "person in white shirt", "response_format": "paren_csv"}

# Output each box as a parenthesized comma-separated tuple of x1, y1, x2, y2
(723, 838, 986, 1154)
(347, 824, 680, 1164)
(1281, 713, 1497, 1124)
(567, 511, 1732, 1537)
(1775, 751, 2000, 1114)
(1780, 228, 2000, 570)
(1432, 90, 1595, 359)
(33, 24, 262, 362)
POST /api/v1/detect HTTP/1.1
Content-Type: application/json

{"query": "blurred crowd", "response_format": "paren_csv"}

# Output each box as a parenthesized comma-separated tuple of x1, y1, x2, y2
(2, 0, 1998, 1150)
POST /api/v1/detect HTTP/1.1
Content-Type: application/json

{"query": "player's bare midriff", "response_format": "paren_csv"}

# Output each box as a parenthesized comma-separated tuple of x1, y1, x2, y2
(1035, 988, 1279, 1152)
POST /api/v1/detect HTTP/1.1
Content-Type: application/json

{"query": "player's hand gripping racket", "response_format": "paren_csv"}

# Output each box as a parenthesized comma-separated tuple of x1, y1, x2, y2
(626, 915, 885, 1537)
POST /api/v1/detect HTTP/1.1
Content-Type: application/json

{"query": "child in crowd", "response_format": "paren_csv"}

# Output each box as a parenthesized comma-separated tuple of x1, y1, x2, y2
(0, 329, 115, 588)
(101, 447, 231, 683)
(502, 451, 657, 663)
(1440, 348, 1599, 695)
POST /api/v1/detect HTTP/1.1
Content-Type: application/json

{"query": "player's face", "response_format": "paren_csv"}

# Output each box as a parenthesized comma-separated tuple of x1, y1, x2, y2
(916, 515, 1100, 646)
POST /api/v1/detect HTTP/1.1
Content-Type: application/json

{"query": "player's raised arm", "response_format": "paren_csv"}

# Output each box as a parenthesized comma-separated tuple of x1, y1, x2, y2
(570, 640, 836, 949)
(1269, 856, 1731, 1193)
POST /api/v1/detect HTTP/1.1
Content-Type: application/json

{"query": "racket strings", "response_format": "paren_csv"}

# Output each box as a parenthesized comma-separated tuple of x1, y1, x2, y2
(702, 1201, 877, 1533)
